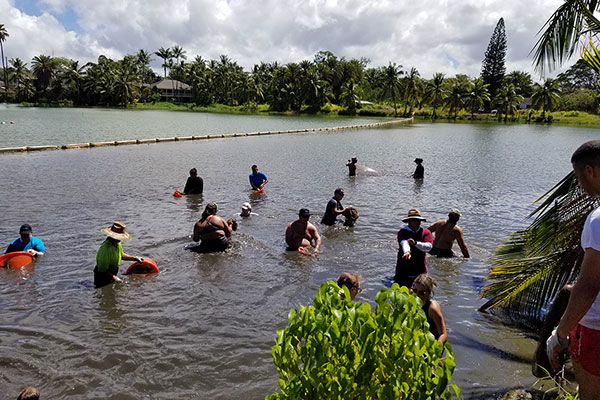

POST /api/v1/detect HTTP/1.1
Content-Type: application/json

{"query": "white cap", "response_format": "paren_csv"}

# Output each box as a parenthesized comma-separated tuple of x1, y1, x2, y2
(242, 202, 252, 211)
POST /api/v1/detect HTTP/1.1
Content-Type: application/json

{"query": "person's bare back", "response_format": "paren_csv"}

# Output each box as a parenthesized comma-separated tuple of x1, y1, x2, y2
(427, 210, 470, 258)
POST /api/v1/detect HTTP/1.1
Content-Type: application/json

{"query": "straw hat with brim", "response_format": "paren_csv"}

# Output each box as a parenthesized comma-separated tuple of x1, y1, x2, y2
(402, 209, 426, 222)
(102, 221, 131, 241)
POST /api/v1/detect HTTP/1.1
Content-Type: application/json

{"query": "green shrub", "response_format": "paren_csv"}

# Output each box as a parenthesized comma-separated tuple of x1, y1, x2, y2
(267, 282, 461, 400)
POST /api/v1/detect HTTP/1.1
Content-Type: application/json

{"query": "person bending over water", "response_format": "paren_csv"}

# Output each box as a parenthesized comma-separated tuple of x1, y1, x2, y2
(5, 224, 45, 257)
(193, 202, 232, 253)
(285, 208, 321, 252)
(94, 222, 144, 288)
(410, 273, 447, 344)
(183, 168, 203, 195)
(249, 164, 268, 190)
(427, 208, 470, 258)
(321, 188, 354, 226)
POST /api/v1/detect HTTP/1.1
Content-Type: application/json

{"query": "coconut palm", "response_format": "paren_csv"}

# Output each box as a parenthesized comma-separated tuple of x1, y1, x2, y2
(0, 24, 9, 96)
(465, 78, 490, 119)
(494, 83, 523, 122)
(380, 62, 403, 117)
(531, 78, 561, 121)
(9, 58, 28, 89)
(423, 73, 446, 119)
(154, 47, 173, 78)
(445, 81, 465, 119)
(31, 54, 57, 93)
(480, 172, 599, 322)
(402, 67, 420, 116)
(171, 45, 187, 64)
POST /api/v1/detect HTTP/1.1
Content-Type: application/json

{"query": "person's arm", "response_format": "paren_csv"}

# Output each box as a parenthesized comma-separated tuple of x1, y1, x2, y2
(413, 229, 434, 253)
(183, 177, 191, 194)
(193, 221, 202, 242)
(6, 242, 17, 254)
(122, 253, 142, 263)
(426, 221, 439, 233)
(249, 175, 259, 190)
(456, 228, 470, 258)
(550, 248, 600, 368)
(260, 173, 268, 188)
(218, 216, 233, 239)
(199, 177, 203, 194)
(29, 238, 45, 257)
(311, 224, 322, 251)
(429, 300, 448, 344)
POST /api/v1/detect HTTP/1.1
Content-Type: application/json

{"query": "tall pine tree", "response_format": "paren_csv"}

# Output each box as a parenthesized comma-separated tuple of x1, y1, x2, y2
(481, 18, 507, 109)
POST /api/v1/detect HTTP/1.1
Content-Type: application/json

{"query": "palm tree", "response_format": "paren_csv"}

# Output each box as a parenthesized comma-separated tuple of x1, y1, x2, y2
(480, 172, 599, 322)
(445, 81, 465, 119)
(402, 67, 420, 116)
(494, 83, 523, 122)
(171, 45, 187, 64)
(340, 78, 360, 115)
(136, 49, 152, 87)
(0, 24, 9, 97)
(465, 78, 490, 119)
(31, 54, 57, 92)
(531, 78, 561, 121)
(380, 62, 403, 117)
(9, 57, 28, 89)
(154, 47, 173, 78)
(423, 73, 446, 119)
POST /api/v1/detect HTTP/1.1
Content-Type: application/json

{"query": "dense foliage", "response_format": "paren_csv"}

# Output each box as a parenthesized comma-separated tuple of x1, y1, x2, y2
(267, 282, 460, 400)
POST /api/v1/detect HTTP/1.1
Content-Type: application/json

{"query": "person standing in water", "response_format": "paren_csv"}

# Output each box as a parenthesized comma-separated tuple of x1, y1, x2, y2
(413, 158, 424, 179)
(346, 156, 358, 176)
(428, 209, 470, 258)
(249, 165, 268, 190)
(193, 202, 233, 253)
(94, 222, 144, 288)
(411, 273, 447, 344)
(183, 168, 203, 195)
(321, 188, 353, 226)
(285, 208, 321, 252)
(394, 209, 433, 288)
(5, 224, 45, 257)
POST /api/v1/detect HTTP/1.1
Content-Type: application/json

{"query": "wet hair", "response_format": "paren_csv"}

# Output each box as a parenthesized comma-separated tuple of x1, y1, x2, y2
(251, 164, 258, 170)
(571, 140, 600, 167)
(337, 272, 362, 293)
(413, 273, 436, 297)
(17, 387, 40, 400)
(189, 168, 197, 176)
(334, 188, 344, 196)
(201, 202, 218, 221)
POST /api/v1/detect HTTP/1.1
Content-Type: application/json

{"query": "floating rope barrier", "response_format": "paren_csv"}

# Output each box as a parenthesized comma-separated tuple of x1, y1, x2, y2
(0, 117, 412, 154)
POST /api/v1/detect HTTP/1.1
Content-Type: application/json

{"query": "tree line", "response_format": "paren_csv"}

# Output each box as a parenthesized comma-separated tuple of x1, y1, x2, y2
(0, 23, 598, 119)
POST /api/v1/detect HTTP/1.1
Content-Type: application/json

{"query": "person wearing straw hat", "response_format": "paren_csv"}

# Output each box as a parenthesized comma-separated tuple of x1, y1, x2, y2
(394, 209, 433, 289)
(427, 208, 470, 258)
(94, 221, 143, 288)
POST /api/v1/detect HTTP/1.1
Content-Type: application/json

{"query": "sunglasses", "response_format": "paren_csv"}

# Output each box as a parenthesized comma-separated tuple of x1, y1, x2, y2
(411, 287, 429, 296)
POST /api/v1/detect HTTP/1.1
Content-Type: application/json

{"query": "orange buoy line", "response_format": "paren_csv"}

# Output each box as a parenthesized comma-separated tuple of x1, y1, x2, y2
(0, 117, 412, 154)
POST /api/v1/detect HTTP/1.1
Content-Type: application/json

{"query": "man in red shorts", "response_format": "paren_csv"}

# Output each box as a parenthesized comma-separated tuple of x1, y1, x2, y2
(547, 140, 600, 400)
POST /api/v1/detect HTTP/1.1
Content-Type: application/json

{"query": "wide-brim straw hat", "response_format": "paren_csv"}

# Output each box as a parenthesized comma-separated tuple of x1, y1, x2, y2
(402, 208, 426, 222)
(102, 221, 131, 241)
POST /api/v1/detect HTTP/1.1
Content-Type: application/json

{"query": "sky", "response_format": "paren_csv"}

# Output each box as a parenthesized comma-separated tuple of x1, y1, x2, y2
(0, 0, 573, 80)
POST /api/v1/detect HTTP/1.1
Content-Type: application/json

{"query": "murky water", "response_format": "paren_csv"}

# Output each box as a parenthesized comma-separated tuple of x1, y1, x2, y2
(0, 107, 598, 399)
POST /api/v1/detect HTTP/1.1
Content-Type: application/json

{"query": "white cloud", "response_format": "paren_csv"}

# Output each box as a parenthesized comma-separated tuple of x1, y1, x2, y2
(0, 0, 569, 79)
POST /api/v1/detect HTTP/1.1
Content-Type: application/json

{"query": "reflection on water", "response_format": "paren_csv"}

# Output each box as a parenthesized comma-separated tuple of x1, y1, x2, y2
(0, 116, 599, 398)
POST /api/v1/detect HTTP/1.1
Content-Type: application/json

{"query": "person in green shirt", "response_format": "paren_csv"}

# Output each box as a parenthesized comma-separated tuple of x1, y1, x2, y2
(94, 221, 143, 288)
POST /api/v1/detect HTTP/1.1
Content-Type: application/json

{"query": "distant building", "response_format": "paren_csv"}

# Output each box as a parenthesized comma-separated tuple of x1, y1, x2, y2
(519, 97, 532, 109)
(146, 79, 192, 102)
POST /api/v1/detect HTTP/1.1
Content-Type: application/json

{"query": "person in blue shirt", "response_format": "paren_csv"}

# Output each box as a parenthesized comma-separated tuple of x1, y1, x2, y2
(5, 224, 45, 257)
(249, 164, 268, 190)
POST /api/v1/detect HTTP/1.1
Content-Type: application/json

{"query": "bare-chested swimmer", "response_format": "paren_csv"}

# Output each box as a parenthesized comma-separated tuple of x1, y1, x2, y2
(427, 208, 470, 258)
(285, 208, 322, 252)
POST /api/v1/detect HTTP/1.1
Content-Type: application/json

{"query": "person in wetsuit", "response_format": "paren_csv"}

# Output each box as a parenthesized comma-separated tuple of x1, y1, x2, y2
(410, 273, 447, 344)
(183, 168, 203, 195)
(193, 202, 232, 253)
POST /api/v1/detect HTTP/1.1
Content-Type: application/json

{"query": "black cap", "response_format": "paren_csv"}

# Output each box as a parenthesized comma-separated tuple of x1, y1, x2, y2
(19, 224, 32, 234)
(299, 208, 310, 217)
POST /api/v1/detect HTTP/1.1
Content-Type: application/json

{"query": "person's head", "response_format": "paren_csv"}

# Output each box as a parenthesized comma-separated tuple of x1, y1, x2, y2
(17, 387, 40, 400)
(19, 224, 33, 243)
(448, 208, 461, 223)
(402, 208, 426, 230)
(251, 165, 258, 174)
(411, 273, 436, 303)
(298, 208, 311, 223)
(101, 221, 131, 243)
(241, 202, 252, 216)
(414, 158, 423, 164)
(337, 272, 362, 300)
(201, 202, 218, 220)
(571, 140, 600, 196)
(334, 187, 344, 200)
(351, 156, 357, 163)
(189, 168, 197, 177)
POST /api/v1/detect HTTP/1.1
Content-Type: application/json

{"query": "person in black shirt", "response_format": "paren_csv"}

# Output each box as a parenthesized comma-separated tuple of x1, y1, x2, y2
(321, 188, 352, 226)
(346, 156, 358, 176)
(184, 168, 203, 195)
(413, 158, 424, 179)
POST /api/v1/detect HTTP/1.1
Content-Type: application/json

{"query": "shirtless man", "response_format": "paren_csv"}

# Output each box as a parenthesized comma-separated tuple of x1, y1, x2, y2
(427, 209, 470, 258)
(285, 208, 322, 252)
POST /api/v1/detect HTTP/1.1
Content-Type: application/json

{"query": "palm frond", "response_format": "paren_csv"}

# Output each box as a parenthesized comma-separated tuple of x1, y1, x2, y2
(532, 0, 600, 74)
(480, 172, 599, 323)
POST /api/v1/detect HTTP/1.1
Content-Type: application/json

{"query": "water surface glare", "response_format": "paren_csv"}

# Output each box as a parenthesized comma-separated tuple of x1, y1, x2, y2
(0, 108, 599, 398)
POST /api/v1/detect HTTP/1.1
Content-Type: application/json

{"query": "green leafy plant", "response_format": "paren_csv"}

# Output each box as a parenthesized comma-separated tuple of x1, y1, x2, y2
(267, 282, 461, 399)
